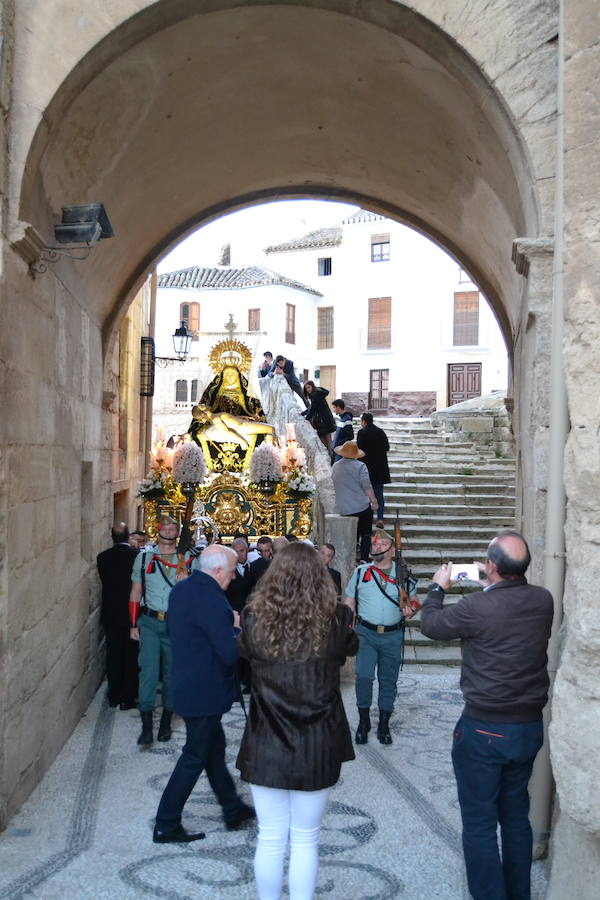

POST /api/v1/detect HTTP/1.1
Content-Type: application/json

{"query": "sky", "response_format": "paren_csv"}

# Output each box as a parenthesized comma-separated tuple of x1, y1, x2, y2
(157, 199, 359, 273)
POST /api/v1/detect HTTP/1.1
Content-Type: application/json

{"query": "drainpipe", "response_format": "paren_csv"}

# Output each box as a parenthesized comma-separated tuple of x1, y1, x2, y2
(529, 0, 568, 859)
(144, 269, 158, 467)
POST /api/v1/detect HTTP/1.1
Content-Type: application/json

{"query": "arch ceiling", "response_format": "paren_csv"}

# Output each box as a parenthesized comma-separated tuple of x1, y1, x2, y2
(20, 1, 539, 347)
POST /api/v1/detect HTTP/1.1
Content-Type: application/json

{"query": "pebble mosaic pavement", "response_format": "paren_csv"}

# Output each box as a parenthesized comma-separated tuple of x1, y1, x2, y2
(0, 670, 549, 899)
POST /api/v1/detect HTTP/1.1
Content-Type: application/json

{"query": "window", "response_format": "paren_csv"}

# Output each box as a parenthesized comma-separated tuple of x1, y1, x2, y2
(285, 303, 296, 344)
(175, 379, 188, 402)
(317, 307, 334, 349)
(371, 233, 390, 262)
(248, 308, 261, 331)
(367, 297, 391, 349)
(190, 379, 198, 403)
(318, 257, 332, 276)
(369, 369, 389, 410)
(453, 292, 479, 345)
(179, 301, 200, 340)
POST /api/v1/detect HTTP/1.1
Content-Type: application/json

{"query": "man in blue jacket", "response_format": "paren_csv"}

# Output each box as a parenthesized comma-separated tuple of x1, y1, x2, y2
(153, 545, 255, 843)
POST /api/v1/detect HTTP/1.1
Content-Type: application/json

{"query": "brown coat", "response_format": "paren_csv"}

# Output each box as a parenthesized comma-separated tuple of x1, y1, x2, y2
(236, 603, 358, 791)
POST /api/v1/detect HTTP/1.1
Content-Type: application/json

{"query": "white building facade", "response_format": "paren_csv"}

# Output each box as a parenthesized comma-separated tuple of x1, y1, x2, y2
(263, 210, 508, 414)
(153, 209, 508, 437)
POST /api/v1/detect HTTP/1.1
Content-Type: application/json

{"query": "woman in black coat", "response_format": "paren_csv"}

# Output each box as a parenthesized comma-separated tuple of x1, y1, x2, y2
(237, 542, 357, 900)
(301, 381, 336, 452)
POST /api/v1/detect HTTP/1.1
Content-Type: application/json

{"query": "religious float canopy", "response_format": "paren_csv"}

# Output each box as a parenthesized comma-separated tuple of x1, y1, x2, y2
(139, 322, 313, 543)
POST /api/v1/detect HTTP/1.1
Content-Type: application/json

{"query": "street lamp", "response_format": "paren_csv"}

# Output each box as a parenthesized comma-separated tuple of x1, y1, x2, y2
(141, 322, 194, 395)
(155, 321, 192, 368)
(172, 321, 192, 361)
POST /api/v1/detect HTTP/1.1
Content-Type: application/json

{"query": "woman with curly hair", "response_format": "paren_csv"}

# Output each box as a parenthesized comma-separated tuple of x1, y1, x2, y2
(236, 541, 357, 900)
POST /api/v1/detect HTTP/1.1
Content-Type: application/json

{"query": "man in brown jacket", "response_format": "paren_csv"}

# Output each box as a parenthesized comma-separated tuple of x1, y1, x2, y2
(421, 530, 553, 900)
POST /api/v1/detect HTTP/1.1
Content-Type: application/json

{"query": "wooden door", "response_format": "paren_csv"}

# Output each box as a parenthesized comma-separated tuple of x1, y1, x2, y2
(320, 365, 336, 400)
(447, 362, 482, 405)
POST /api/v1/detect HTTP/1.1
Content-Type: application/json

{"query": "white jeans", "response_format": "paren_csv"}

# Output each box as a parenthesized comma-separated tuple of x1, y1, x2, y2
(249, 784, 331, 900)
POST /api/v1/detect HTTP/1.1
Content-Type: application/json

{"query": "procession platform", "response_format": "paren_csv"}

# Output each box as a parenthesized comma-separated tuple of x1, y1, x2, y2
(0, 669, 549, 900)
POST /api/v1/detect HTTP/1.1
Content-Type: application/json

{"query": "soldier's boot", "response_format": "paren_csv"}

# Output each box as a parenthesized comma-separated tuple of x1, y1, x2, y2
(377, 710, 393, 745)
(355, 708, 371, 744)
(157, 709, 173, 742)
(137, 710, 154, 746)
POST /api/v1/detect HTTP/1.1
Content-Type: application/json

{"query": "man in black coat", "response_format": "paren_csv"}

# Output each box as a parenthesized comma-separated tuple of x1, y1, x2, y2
(226, 537, 254, 692)
(226, 537, 254, 614)
(249, 535, 273, 587)
(96, 522, 139, 709)
(356, 412, 391, 524)
(319, 542, 342, 598)
(153, 545, 254, 843)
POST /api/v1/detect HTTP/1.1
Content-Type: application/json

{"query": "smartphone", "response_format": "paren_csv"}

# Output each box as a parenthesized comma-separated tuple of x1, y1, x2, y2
(450, 563, 480, 583)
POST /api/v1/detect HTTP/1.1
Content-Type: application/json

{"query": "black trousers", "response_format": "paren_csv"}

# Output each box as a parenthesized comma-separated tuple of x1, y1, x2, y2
(345, 506, 374, 561)
(155, 714, 243, 832)
(104, 625, 139, 705)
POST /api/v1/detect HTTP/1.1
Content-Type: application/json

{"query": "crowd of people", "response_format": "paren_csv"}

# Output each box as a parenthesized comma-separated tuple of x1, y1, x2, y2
(97, 504, 553, 900)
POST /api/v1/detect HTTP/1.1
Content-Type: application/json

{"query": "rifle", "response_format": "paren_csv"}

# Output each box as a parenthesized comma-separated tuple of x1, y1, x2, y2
(175, 487, 196, 578)
(394, 511, 420, 615)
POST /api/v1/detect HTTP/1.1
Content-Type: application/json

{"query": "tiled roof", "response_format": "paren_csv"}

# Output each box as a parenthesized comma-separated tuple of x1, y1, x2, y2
(158, 265, 322, 296)
(264, 226, 343, 253)
(342, 209, 386, 224)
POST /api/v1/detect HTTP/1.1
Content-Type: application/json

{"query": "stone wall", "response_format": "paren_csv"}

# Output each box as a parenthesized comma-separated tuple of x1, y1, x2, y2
(547, 2, 600, 895)
(0, 252, 146, 828)
(430, 393, 515, 458)
(342, 391, 436, 417)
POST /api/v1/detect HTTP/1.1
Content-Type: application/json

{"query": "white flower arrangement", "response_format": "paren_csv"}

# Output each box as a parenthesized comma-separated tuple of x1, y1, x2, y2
(249, 442, 283, 483)
(172, 439, 207, 484)
(139, 468, 170, 494)
(283, 466, 315, 494)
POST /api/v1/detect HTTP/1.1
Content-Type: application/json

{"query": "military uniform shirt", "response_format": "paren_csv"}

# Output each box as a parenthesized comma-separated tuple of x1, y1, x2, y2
(132, 548, 198, 612)
(345, 563, 415, 626)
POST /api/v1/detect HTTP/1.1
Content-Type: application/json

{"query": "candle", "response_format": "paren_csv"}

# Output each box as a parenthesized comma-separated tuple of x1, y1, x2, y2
(286, 423, 296, 441)
(296, 448, 306, 467)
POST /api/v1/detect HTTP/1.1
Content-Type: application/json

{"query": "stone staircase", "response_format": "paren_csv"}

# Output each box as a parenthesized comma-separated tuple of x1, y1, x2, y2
(374, 417, 516, 666)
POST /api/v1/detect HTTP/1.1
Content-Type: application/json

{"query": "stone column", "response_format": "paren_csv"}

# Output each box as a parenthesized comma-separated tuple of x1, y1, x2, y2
(548, 0, 600, 894)
(511, 239, 554, 585)
(324, 513, 357, 593)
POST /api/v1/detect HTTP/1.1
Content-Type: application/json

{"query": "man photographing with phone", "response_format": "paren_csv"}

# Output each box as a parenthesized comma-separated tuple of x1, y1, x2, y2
(421, 529, 554, 900)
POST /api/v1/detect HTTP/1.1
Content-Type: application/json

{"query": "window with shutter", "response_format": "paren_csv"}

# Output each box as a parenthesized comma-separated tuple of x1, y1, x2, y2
(371, 233, 390, 262)
(453, 292, 479, 345)
(285, 304, 296, 344)
(248, 308, 261, 331)
(367, 297, 391, 349)
(317, 307, 334, 349)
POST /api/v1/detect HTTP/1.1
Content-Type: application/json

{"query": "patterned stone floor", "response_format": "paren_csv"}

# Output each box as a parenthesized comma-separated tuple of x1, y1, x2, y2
(0, 669, 549, 899)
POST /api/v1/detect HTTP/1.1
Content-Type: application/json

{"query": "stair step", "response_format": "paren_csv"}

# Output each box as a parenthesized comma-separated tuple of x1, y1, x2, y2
(359, 415, 514, 665)
(386, 483, 515, 495)
(402, 644, 463, 666)
(384, 494, 515, 507)
(384, 514, 514, 527)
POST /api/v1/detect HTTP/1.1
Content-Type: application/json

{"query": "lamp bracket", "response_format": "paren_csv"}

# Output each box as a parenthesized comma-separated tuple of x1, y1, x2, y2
(155, 357, 187, 368)
(29, 245, 94, 277)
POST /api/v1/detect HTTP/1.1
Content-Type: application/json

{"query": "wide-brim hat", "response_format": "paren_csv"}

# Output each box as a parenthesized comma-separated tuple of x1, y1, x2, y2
(335, 441, 365, 460)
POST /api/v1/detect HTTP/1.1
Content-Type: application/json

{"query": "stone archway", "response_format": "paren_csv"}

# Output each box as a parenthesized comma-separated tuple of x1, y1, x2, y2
(2, 0, 563, 867)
